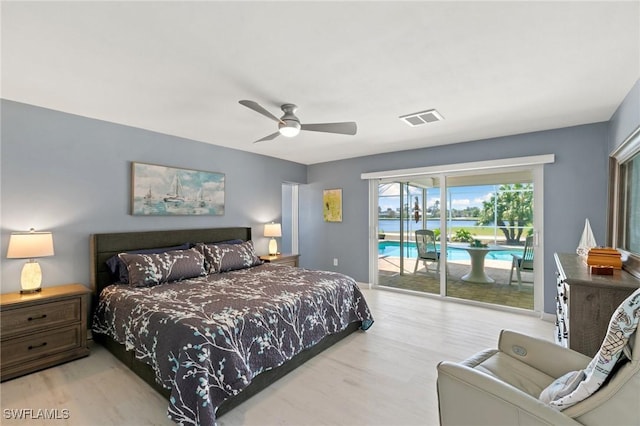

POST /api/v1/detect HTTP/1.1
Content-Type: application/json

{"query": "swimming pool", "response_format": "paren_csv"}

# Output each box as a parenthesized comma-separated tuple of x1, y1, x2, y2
(378, 241, 523, 261)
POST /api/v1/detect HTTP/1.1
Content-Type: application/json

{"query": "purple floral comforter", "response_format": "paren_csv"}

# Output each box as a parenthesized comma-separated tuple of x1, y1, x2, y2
(92, 263, 373, 425)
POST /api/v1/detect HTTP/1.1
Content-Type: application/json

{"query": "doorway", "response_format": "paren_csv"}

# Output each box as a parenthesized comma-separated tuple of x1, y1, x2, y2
(281, 183, 299, 255)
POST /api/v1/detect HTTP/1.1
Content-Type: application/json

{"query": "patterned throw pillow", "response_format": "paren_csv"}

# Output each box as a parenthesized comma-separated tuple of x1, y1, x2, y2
(118, 247, 207, 287)
(539, 288, 640, 409)
(197, 240, 262, 273)
(105, 243, 191, 283)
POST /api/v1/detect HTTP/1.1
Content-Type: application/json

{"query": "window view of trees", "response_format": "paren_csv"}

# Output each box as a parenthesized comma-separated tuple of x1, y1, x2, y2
(477, 183, 533, 244)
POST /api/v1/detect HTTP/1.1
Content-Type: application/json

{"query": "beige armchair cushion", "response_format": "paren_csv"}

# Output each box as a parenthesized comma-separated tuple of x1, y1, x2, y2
(461, 349, 555, 398)
(437, 328, 639, 426)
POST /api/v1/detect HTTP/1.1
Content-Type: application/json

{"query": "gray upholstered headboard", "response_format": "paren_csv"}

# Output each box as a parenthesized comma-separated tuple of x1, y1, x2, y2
(90, 227, 252, 297)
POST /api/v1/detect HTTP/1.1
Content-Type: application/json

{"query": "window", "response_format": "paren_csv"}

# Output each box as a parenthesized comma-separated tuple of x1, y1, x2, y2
(610, 126, 640, 278)
(622, 153, 640, 253)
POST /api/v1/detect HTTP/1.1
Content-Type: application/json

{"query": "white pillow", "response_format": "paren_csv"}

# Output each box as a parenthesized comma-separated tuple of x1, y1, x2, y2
(539, 370, 584, 404)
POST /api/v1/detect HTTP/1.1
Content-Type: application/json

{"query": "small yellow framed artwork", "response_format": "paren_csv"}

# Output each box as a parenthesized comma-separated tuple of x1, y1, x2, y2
(323, 188, 343, 222)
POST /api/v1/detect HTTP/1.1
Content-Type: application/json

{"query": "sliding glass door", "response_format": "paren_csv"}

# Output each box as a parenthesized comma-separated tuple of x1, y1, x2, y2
(373, 166, 542, 312)
(377, 179, 440, 295)
(442, 177, 534, 309)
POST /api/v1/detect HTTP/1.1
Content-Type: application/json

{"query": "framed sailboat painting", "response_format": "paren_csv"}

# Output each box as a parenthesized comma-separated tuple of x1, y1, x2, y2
(131, 162, 225, 216)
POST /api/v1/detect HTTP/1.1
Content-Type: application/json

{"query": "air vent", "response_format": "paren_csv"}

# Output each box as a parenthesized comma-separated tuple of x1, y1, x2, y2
(399, 109, 444, 127)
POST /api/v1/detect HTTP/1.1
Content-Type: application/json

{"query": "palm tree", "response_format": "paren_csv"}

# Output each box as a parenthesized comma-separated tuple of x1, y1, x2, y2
(477, 184, 533, 244)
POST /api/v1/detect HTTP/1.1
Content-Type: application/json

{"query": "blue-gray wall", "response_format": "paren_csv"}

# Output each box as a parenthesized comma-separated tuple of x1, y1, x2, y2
(302, 124, 611, 314)
(0, 100, 307, 293)
(609, 79, 640, 153)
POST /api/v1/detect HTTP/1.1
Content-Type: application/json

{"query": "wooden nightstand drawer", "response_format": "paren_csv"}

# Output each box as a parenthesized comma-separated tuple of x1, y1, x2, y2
(0, 284, 90, 382)
(1, 324, 83, 366)
(1, 298, 81, 337)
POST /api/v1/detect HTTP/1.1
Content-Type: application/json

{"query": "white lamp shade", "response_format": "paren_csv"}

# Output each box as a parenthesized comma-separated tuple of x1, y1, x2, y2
(264, 223, 282, 238)
(7, 231, 54, 259)
(7, 230, 54, 293)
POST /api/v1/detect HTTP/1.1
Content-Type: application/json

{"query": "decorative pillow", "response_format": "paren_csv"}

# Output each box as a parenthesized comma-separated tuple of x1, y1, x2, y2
(539, 288, 640, 410)
(106, 243, 191, 283)
(118, 247, 206, 287)
(197, 240, 262, 273)
(539, 370, 585, 405)
(194, 239, 246, 273)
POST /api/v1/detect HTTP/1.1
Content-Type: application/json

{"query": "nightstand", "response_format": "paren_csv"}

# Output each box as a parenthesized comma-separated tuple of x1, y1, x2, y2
(0, 283, 91, 381)
(260, 253, 300, 267)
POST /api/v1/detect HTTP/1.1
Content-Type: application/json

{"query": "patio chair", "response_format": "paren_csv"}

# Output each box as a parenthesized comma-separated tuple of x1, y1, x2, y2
(413, 229, 440, 274)
(509, 235, 534, 290)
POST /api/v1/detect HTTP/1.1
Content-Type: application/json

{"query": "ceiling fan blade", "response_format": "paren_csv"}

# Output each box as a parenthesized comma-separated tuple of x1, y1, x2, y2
(239, 100, 284, 124)
(301, 122, 357, 135)
(253, 131, 281, 144)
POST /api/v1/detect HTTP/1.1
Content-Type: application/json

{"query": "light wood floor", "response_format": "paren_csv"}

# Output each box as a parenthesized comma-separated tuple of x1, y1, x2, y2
(0, 288, 554, 426)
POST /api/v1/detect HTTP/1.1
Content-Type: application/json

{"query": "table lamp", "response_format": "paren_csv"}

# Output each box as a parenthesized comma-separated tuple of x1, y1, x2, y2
(264, 222, 282, 256)
(6, 229, 55, 293)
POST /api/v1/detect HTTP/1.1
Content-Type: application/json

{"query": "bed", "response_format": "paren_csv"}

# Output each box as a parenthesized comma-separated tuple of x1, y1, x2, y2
(90, 227, 373, 425)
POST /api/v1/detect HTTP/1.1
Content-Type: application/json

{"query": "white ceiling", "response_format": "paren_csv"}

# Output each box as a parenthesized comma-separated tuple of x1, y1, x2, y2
(2, 1, 639, 165)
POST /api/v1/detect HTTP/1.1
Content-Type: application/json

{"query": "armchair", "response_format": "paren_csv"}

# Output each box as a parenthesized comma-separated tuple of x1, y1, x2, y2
(437, 290, 640, 425)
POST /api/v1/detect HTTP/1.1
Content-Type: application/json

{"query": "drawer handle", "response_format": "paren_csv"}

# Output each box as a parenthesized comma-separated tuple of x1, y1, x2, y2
(27, 314, 48, 321)
(28, 342, 47, 350)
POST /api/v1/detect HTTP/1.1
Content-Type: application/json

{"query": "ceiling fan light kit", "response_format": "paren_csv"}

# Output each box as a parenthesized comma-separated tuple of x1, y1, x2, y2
(239, 100, 357, 143)
(278, 105, 302, 137)
(278, 123, 301, 137)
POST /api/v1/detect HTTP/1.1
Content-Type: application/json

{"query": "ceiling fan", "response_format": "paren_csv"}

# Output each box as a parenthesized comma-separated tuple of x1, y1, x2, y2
(239, 100, 357, 143)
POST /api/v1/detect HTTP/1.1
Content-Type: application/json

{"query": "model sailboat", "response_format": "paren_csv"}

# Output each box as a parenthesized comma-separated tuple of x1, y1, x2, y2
(576, 218, 597, 257)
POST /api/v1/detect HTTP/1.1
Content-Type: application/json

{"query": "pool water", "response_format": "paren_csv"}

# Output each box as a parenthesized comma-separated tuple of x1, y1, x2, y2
(379, 241, 523, 261)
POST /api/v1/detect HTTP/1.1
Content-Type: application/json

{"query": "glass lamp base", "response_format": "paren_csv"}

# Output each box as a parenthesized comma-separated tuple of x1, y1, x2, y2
(268, 238, 278, 256)
(20, 260, 43, 294)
